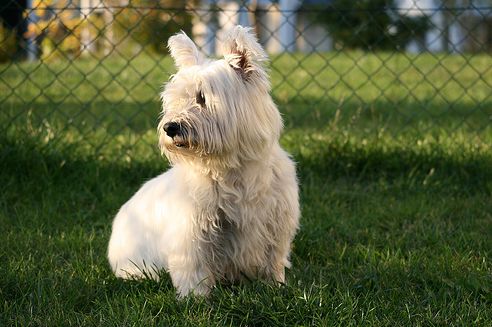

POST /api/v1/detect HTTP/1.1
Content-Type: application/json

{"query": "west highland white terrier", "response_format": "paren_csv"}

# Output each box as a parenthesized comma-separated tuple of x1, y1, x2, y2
(107, 26, 300, 296)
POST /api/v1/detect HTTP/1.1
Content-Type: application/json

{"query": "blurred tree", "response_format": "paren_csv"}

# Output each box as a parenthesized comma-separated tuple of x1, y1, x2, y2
(3, 0, 195, 61)
(27, 0, 85, 60)
(314, 0, 430, 51)
(0, 22, 18, 62)
(0, 0, 27, 61)
(114, 0, 194, 54)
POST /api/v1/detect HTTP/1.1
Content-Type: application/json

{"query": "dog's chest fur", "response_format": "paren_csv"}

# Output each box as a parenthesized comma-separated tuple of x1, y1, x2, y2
(192, 163, 279, 280)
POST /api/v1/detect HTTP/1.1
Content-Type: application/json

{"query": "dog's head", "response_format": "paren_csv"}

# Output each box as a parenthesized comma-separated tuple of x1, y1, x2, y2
(158, 26, 282, 168)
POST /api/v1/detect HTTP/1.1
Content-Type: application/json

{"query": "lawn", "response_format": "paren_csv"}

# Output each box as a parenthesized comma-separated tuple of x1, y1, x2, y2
(1, 51, 491, 326)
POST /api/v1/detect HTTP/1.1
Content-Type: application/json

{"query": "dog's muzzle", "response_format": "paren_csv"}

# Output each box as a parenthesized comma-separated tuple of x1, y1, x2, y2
(163, 122, 180, 138)
(163, 121, 188, 148)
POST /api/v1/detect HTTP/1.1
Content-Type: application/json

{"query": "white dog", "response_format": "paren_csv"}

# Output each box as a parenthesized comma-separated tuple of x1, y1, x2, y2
(107, 26, 300, 297)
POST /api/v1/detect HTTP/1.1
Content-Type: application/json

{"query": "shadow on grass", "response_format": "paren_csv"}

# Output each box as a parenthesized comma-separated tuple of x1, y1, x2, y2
(0, 135, 165, 232)
(1, 127, 490, 233)
(294, 137, 492, 195)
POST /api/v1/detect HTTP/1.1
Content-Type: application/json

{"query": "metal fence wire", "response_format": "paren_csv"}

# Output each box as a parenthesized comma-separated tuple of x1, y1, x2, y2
(1, 1, 491, 160)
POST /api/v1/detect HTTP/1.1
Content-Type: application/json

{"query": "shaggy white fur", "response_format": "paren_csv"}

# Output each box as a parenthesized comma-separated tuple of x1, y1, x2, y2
(107, 26, 300, 297)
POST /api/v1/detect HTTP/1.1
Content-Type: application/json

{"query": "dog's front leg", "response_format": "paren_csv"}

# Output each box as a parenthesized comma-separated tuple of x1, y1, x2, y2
(167, 245, 215, 297)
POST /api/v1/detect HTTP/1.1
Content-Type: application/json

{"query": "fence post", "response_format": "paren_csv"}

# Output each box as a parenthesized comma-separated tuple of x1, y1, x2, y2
(26, 0, 37, 61)
(278, 0, 301, 52)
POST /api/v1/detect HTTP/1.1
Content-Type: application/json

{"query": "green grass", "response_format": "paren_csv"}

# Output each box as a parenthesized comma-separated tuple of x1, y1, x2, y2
(1, 51, 491, 326)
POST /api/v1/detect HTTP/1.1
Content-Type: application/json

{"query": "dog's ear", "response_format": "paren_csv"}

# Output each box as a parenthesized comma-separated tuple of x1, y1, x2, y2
(168, 31, 205, 69)
(222, 26, 268, 81)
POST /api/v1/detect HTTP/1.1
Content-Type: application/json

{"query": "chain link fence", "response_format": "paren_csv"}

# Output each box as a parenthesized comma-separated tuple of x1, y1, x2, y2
(1, 1, 491, 161)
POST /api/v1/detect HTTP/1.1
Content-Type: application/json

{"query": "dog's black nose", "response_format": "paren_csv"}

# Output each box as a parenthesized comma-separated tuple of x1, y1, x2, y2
(163, 122, 180, 138)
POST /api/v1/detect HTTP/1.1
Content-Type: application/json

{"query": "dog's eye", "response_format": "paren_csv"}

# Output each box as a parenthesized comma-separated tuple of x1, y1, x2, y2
(196, 91, 206, 107)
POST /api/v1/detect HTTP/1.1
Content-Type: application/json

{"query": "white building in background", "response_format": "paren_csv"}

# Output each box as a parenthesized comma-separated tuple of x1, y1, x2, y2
(192, 0, 492, 55)
(192, 0, 333, 55)
(399, 0, 492, 53)
(277, 0, 332, 53)
(398, 0, 465, 53)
